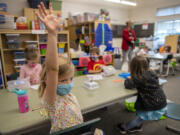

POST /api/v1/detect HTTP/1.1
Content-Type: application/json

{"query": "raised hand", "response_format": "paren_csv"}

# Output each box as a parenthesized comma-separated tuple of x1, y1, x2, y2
(36, 2, 61, 33)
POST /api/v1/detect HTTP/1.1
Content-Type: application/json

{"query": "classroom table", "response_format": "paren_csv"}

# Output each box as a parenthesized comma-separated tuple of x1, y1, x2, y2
(147, 53, 180, 74)
(146, 54, 167, 74)
(0, 71, 137, 135)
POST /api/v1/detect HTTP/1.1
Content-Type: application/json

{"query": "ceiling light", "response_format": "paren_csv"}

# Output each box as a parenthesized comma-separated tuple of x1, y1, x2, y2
(104, 0, 137, 6)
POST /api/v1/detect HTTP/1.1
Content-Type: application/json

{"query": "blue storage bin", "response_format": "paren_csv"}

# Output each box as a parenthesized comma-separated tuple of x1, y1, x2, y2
(72, 60, 79, 66)
(0, 15, 5, 24)
(7, 40, 20, 49)
(13, 51, 24, 55)
(58, 48, 64, 53)
(0, 75, 2, 86)
(83, 70, 88, 75)
(118, 73, 131, 79)
(0, 3, 7, 12)
(13, 51, 25, 59)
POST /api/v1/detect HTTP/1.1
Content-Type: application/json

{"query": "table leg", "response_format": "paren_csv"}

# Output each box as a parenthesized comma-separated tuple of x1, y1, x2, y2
(160, 60, 163, 74)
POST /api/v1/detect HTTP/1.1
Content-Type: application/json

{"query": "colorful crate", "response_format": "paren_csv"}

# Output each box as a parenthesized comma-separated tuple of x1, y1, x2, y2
(58, 48, 64, 53)
(72, 60, 79, 66)
(78, 57, 90, 67)
(58, 43, 65, 48)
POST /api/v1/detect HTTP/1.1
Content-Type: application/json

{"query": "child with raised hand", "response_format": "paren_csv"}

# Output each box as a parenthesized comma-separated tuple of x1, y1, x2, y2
(87, 47, 105, 74)
(117, 56, 167, 134)
(36, 2, 83, 133)
(20, 47, 42, 85)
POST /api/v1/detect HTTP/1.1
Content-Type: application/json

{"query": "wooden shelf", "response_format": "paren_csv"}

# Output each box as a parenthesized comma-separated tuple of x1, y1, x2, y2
(3, 48, 25, 51)
(39, 42, 47, 44)
(57, 42, 67, 44)
(39, 42, 67, 44)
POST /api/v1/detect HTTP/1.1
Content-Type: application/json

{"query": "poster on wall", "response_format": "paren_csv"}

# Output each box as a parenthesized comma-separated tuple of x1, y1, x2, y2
(142, 23, 149, 30)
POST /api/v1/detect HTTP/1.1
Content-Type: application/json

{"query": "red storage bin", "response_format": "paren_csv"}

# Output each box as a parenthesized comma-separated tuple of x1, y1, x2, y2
(103, 54, 112, 64)
(78, 57, 90, 67)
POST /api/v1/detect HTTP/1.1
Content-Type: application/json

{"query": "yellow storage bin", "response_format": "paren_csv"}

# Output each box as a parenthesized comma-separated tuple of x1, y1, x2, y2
(58, 43, 65, 48)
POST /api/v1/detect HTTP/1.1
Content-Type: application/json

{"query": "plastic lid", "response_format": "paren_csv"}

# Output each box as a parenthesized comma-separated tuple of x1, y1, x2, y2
(12, 89, 27, 95)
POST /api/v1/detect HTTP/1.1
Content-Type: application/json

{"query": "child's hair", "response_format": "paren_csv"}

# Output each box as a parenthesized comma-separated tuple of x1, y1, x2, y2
(130, 56, 150, 79)
(143, 45, 148, 50)
(126, 21, 132, 26)
(38, 56, 74, 98)
(25, 47, 39, 61)
(165, 46, 171, 53)
(90, 47, 100, 55)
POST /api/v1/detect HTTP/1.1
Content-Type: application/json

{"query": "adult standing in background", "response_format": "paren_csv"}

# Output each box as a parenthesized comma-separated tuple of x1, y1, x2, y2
(120, 21, 136, 71)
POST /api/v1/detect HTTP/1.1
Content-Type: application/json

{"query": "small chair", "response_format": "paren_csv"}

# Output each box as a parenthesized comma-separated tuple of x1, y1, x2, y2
(163, 54, 175, 77)
(50, 118, 101, 135)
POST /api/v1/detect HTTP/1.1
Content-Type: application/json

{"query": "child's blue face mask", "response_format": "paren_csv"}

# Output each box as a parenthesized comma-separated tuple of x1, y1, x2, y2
(57, 82, 74, 96)
(90, 56, 98, 61)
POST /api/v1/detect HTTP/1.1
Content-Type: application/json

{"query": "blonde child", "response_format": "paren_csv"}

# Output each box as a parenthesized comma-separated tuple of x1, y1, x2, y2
(36, 3, 83, 133)
(117, 56, 167, 134)
(87, 47, 105, 74)
(20, 47, 42, 85)
(137, 46, 148, 56)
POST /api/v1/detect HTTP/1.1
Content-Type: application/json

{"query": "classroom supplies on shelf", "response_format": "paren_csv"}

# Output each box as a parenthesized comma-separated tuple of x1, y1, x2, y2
(0, 15, 14, 29)
(16, 17, 28, 30)
(40, 44, 47, 55)
(12, 88, 29, 113)
(6, 34, 20, 49)
(13, 51, 25, 59)
(24, 41, 38, 48)
(7, 40, 20, 49)
(39, 34, 47, 42)
(58, 43, 65, 54)
(0, 3, 7, 12)
(13, 59, 26, 66)
(58, 34, 67, 42)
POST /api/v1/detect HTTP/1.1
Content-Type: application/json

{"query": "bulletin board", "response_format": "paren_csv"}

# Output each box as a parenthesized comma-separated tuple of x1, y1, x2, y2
(165, 35, 179, 53)
(111, 25, 126, 38)
(134, 23, 155, 38)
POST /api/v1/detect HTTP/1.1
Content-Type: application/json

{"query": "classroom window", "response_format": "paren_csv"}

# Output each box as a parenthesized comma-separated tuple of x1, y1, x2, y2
(155, 19, 180, 45)
(156, 5, 180, 16)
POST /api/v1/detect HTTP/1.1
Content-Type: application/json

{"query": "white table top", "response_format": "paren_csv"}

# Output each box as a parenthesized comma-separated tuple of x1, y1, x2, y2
(0, 70, 137, 134)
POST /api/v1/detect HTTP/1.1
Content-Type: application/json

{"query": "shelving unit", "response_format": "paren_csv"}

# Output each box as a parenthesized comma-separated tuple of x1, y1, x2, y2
(68, 20, 111, 50)
(0, 29, 69, 87)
